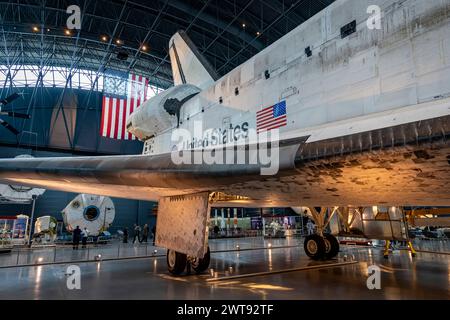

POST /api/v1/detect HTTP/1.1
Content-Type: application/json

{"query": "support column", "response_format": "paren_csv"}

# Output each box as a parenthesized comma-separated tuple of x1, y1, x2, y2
(220, 208, 225, 230)
(384, 240, 390, 258)
(407, 241, 417, 257)
(27, 195, 37, 248)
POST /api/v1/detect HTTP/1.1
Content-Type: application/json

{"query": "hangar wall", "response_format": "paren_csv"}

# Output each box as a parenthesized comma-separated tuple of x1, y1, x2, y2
(0, 87, 143, 155)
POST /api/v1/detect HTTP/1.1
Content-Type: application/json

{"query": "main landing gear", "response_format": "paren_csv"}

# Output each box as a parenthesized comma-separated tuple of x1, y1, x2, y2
(303, 207, 340, 260)
(304, 233, 340, 260)
(167, 247, 211, 276)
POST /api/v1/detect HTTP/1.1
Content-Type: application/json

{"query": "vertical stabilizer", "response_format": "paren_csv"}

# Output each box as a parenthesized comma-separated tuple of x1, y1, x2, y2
(169, 30, 218, 90)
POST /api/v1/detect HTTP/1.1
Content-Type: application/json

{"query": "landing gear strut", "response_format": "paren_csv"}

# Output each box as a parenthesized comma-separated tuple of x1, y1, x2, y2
(166, 247, 211, 276)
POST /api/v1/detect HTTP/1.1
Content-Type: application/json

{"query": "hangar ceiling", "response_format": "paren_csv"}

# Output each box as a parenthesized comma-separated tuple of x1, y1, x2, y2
(0, 0, 335, 155)
(0, 0, 335, 89)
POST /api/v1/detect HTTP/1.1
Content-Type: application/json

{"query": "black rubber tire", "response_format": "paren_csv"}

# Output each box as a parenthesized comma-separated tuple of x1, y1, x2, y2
(192, 247, 211, 274)
(304, 234, 326, 260)
(324, 234, 340, 259)
(167, 249, 187, 275)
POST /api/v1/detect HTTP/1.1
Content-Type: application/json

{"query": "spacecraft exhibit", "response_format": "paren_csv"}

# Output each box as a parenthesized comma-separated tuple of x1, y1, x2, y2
(61, 194, 115, 236)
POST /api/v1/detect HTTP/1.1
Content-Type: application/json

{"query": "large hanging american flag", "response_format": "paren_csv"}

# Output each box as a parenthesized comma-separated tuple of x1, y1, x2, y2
(100, 72, 149, 140)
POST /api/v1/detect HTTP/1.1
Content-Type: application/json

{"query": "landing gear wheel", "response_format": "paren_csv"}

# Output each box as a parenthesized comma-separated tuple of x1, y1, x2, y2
(304, 234, 326, 260)
(167, 249, 187, 275)
(324, 234, 339, 259)
(191, 247, 211, 274)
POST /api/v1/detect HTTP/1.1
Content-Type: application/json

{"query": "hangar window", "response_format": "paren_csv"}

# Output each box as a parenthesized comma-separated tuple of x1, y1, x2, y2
(0, 64, 164, 96)
(13, 69, 27, 86)
(53, 68, 68, 87)
(0, 71, 6, 82)
(97, 75, 105, 92)
(43, 67, 55, 86)
(79, 72, 92, 90)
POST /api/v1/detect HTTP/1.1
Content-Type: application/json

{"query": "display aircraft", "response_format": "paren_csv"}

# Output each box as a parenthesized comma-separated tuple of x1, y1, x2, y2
(0, 0, 449, 274)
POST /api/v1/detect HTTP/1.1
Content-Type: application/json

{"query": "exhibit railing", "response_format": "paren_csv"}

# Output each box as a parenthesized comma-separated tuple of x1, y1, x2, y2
(0, 236, 303, 268)
(1, 236, 447, 268)
(0, 240, 165, 268)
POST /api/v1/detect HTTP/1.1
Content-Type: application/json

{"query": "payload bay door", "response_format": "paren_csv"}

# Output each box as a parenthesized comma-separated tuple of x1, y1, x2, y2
(155, 192, 210, 258)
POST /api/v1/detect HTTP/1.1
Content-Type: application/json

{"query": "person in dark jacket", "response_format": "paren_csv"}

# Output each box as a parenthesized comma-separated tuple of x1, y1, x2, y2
(213, 225, 220, 236)
(141, 224, 149, 243)
(133, 224, 141, 244)
(152, 225, 156, 246)
(73, 226, 82, 250)
(123, 227, 128, 243)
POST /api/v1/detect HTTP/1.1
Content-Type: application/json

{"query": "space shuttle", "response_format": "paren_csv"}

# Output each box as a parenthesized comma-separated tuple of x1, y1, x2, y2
(0, 0, 449, 274)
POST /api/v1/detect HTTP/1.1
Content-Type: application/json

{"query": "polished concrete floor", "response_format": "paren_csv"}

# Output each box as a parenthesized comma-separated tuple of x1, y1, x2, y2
(0, 237, 448, 300)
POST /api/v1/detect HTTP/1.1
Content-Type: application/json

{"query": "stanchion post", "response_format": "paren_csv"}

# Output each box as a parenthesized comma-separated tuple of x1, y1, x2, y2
(27, 195, 37, 248)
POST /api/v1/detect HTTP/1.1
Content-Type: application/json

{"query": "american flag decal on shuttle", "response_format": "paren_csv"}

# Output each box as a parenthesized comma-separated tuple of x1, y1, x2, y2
(256, 100, 287, 133)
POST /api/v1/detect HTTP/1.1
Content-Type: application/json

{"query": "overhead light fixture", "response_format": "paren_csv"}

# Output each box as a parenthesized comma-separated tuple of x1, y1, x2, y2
(116, 39, 122, 45)
(256, 31, 261, 36)
(65, 29, 72, 36)
(46, 28, 50, 32)
(242, 23, 246, 28)
(141, 45, 148, 51)
(101, 35, 108, 42)
(32, 26, 39, 32)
